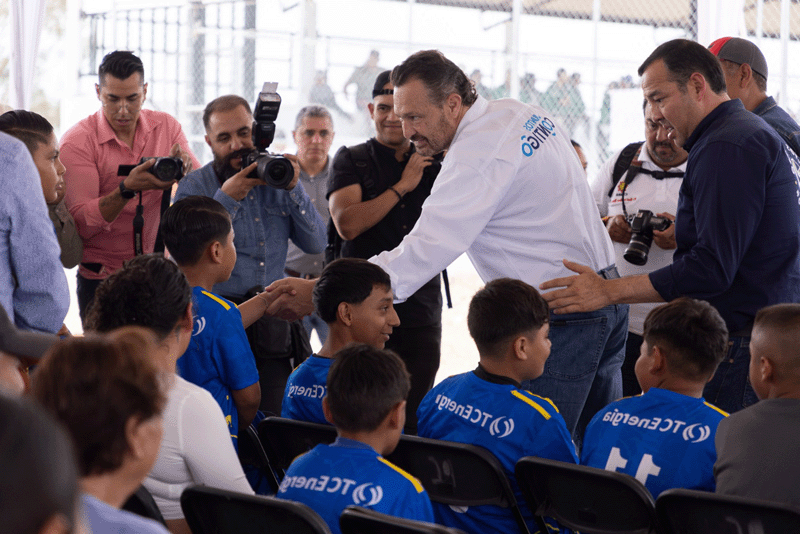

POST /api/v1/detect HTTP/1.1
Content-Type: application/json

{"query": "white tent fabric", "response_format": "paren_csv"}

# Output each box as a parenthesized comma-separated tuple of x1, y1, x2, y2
(10, 0, 47, 110)
(697, 0, 746, 46)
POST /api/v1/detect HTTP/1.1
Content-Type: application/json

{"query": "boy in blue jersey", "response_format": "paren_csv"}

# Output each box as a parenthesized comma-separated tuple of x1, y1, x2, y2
(277, 344, 434, 534)
(281, 258, 400, 424)
(581, 298, 729, 498)
(417, 278, 577, 534)
(161, 196, 276, 444)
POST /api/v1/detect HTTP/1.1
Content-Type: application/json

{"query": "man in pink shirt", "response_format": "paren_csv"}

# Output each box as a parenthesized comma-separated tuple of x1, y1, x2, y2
(61, 51, 199, 321)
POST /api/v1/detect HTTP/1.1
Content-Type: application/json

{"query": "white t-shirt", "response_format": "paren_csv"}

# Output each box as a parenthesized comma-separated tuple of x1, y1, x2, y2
(373, 96, 614, 299)
(144, 375, 254, 519)
(589, 145, 685, 334)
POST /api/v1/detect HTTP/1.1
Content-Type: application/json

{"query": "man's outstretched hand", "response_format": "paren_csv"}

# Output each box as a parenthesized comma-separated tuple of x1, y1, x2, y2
(262, 277, 316, 321)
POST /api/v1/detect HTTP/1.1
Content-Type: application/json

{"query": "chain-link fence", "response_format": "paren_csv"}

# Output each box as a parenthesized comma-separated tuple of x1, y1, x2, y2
(12, 0, 800, 168)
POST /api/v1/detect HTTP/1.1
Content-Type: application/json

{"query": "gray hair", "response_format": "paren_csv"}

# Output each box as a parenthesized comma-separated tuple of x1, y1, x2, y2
(294, 105, 334, 131)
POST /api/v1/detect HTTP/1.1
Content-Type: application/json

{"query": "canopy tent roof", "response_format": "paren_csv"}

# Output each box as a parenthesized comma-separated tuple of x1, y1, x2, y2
(407, 0, 800, 39)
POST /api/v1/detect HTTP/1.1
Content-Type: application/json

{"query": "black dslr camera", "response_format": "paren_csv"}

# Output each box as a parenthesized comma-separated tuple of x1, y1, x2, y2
(241, 82, 294, 189)
(623, 209, 672, 266)
(117, 157, 184, 182)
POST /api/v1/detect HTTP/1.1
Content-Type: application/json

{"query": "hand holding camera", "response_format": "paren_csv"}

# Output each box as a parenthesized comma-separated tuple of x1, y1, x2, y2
(623, 209, 673, 265)
(120, 157, 180, 193)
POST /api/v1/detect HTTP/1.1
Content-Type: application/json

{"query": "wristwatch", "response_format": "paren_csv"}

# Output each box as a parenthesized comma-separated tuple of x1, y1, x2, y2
(119, 180, 136, 199)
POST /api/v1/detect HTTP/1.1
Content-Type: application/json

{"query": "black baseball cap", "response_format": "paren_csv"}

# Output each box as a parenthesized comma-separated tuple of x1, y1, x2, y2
(372, 70, 393, 98)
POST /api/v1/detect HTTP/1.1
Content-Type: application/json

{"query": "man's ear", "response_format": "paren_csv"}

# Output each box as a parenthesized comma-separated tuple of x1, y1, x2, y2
(649, 344, 667, 375)
(322, 396, 334, 425)
(445, 92, 462, 117)
(760, 356, 775, 384)
(738, 63, 753, 87)
(95, 83, 101, 99)
(204, 134, 212, 149)
(387, 400, 406, 430)
(337, 302, 353, 326)
(142, 82, 148, 102)
(512, 335, 528, 362)
(208, 240, 224, 264)
(688, 72, 707, 100)
(368, 102, 375, 119)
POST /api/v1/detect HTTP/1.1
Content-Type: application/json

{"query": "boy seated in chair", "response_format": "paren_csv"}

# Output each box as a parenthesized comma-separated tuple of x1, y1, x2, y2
(714, 303, 800, 506)
(417, 278, 577, 534)
(161, 196, 270, 445)
(277, 344, 433, 534)
(281, 258, 400, 424)
(581, 298, 729, 498)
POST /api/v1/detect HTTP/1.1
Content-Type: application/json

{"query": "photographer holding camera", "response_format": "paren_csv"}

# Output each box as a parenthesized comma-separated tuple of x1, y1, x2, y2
(61, 51, 199, 321)
(589, 100, 687, 397)
(174, 93, 326, 415)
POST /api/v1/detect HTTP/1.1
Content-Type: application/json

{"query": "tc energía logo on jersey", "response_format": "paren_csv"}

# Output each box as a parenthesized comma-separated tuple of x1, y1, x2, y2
(601, 408, 712, 443)
(286, 384, 325, 400)
(279, 475, 384, 506)
(352, 483, 383, 506)
(192, 316, 206, 336)
(433, 394, 515, 438)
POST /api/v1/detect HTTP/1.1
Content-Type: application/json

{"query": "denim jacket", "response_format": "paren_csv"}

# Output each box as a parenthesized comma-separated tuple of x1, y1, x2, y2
(753, 95, 800, 158)
(175, 163, 326, 299)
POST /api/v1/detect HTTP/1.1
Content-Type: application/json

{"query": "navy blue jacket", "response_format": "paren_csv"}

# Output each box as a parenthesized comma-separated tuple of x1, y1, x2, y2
(649, 99, 800, 332)
(754, 95, 800, 159)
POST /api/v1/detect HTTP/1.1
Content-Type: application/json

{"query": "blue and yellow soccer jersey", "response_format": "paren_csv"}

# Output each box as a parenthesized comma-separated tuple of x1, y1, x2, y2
(177, 287, 259, 445)
(581, 387, 728, 498)
(277, 437, 434, 534)
(417, 368, 578, 534)
(281, 355, 332, 425)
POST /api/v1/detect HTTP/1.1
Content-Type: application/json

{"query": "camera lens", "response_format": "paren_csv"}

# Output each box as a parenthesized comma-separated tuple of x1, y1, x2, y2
(624, 236, 652, 266)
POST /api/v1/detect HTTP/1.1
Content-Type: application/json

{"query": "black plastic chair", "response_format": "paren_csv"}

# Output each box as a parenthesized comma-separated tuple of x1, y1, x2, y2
(181, 485, 332, 534)
(238, 423, 281, 493)
(514, 456, 657, 534)
(385, 434, 537, 534)
(122, 485, 167, 526)
(657, 488, 800, 534)
(340, 505, 468, 534)
(257, 416, 338, 478)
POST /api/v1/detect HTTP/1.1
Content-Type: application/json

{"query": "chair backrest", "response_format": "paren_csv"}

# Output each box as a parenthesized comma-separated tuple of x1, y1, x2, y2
(181, 485, 332, 534)
(258, 416, 338, 477)
(385, 434, 536, 534)
(238, 423, 280, 493)
(514, 456, 657, 534)
(339, 505, 468, 534)
(656, 488, 800, 534)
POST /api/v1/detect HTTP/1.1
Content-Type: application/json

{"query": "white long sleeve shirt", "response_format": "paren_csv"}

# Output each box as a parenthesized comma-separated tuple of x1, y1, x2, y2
(372, 96, 614, 300)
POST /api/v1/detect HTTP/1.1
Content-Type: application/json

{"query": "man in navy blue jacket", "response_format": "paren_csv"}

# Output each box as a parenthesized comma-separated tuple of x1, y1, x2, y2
(542, 39, 800, 415)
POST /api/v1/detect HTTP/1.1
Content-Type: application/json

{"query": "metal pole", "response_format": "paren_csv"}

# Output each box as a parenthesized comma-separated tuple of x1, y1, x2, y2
(189, 1, 206, 159)
(589, 0, 601, 166)
(244, 1, 256, 99)
(510, 0, 521, 100)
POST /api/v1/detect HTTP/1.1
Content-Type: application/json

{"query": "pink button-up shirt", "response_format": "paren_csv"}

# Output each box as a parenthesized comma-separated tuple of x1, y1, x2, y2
(61, 109, 199, 279)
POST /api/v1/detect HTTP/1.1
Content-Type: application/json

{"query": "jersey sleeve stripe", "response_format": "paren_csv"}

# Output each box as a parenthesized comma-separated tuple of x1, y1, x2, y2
(377, 457, 425, 493)
(703, 402, 729, 417)
(511, 390, 552, 420)
(201, 290, 232, 311)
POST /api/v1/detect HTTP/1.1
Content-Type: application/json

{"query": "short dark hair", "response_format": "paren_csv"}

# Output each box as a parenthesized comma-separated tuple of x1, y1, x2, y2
(98, 50, 145, 84)
(391, 50, 478, 107)
(294, 105, 333, 131)
(0, 396, 79, 534)
(85, 254, 192, 341)
(755, 303, 800, 332)
(202, 95, 252, 130)
(326, 344, 410, 433)
(31, 329, 166, 477)
(313, 258, 392, 323)
(0, 110, 53, 154)
(642, 298, 728, 381)
(467, 278, 550, 357)
(638, 39, 727, 95)
(161, 196, 232, 266)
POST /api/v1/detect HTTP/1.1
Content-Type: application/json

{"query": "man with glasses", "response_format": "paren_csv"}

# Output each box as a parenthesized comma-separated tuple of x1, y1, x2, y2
(61, 51, 199, 321)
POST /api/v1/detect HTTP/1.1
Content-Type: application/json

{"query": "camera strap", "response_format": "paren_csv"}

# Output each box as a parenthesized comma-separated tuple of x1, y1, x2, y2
(133, 193, 144, 256)
(619, 165, 684, 219)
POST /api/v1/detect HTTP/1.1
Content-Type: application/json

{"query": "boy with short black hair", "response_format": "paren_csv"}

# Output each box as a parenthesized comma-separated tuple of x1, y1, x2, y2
(281, 258, 399, 424)
(417, 278, 577, 534)
(161, 195, 272, 443)
(581, 297, 729, 498)
(277, 344, 433, 534)
(714, 303, 800, 506)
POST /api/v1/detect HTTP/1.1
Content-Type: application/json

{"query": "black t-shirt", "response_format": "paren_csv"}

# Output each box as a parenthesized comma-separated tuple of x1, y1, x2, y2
(327, 138, 442, 327)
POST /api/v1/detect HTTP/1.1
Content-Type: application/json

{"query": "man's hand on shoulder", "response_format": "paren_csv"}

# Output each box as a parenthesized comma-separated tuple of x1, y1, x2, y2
(606, 214, 632, 244)
(396, 152, 434, 196)
(219, 162, 262, 201)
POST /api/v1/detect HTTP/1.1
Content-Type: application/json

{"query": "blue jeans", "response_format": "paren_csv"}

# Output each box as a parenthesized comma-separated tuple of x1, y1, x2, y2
(524, 304, 629, 446)
(302, 313, 329, 345)
(702, 335, 758, 414)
